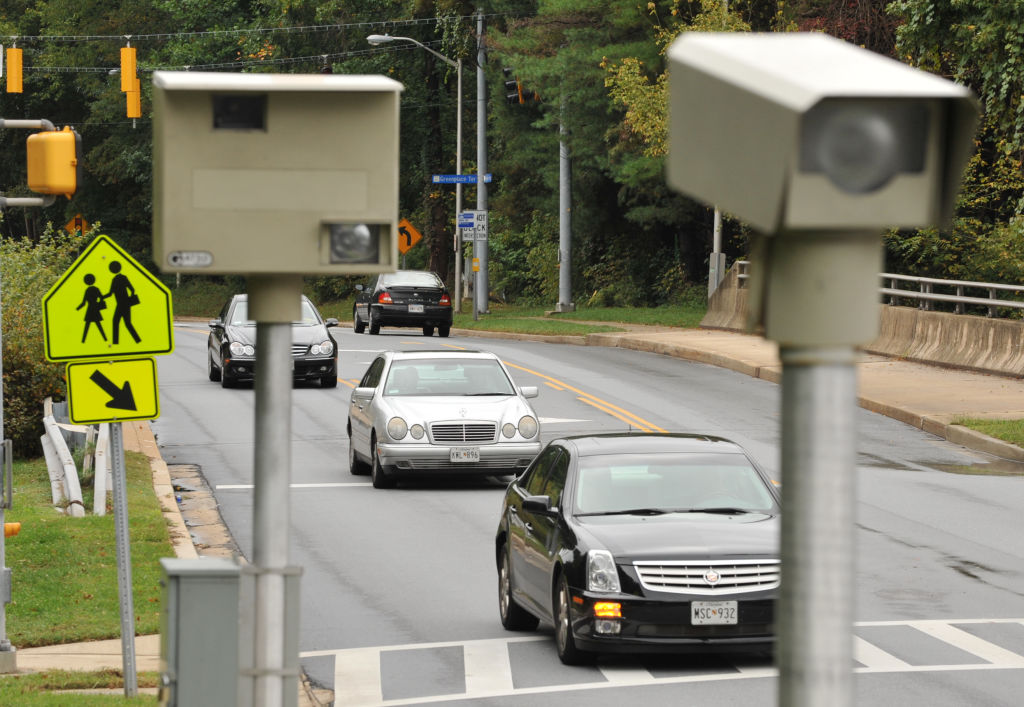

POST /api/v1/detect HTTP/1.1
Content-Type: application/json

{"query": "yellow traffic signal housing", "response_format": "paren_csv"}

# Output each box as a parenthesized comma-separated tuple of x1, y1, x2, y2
(26, 126, 82, 198)
(4, 522, 20, 538)
(120, 47, 137, 92)
(6, 47, 22, 93)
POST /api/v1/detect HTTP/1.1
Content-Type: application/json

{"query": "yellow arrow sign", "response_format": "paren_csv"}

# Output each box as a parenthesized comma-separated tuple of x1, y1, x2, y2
(42, 234, 175, 362)
(64, 213, 89, 235)
(397, 218, 423, 255)
(66, 358, 160, 425)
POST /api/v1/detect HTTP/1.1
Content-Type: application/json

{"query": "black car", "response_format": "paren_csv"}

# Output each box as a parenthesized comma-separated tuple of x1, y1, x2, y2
(207, 294, 340, 388)
(352, 270, 453, 337)
(495, 433, 780, 665)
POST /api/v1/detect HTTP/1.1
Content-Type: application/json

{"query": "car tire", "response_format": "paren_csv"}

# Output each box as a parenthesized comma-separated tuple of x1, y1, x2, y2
(208, 352, 221, 382)
(554, 574, 594, 665)
(370, 435, 395, 488)
(422, 326, 435, 337)
(322, 375, 338, 388)
(353, 307, 366, 334)
(499, 544, 539, 631)
(220, 369, 236, 389)
(369, 309, 381, 336)
(348, 429, 369, 476)
(438, 325, 451, 338)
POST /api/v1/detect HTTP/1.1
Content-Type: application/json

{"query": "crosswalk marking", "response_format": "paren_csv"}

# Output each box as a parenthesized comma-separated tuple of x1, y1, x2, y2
(305, 618, 1024, 706)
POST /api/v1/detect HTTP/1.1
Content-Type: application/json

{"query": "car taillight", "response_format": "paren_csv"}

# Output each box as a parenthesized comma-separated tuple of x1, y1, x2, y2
(378, 291, 393, 304)
(439, 294, 451, 306)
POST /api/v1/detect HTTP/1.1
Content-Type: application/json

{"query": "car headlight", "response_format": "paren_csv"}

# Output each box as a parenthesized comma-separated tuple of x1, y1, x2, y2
(410, 424, 425, 439)
(587, 550, 621, 593)
(311, 340, 334, 356)
(387, 417, 408, 440)
(502, 423, 516, 439)
(517, 415, 538, 439)
(229, 341, 254, 357)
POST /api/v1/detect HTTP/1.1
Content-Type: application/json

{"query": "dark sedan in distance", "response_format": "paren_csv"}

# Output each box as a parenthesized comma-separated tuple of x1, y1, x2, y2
(352, 270, 453, 337)
(495, 433, 780, 665)
(207, 294, 339, 388)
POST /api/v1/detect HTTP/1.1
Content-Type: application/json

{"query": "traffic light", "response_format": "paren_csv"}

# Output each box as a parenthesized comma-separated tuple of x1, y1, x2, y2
(4, 523, 19, 538)
(6, 47, 22, 93)
(502, 67, 540, 105)
(26, 126, 82, 198)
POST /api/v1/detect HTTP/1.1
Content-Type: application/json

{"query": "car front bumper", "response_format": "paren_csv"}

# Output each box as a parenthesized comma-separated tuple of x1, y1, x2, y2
(224, 357, 337, 383)
(377, 440, 541, 475)
(570, 590, 775, 654)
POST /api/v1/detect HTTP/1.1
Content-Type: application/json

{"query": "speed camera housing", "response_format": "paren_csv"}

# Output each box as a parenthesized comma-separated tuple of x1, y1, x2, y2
(666, 32, 977, 233)
(152, 71, 402, 275)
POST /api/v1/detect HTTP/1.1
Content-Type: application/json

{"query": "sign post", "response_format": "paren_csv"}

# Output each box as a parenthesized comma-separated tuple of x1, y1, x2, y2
(42, 234, 174, 697)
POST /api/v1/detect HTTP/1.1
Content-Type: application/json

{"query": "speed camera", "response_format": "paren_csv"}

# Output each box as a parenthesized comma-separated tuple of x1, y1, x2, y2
(666, 32, 978, 233)
(152, 71, 403, 275)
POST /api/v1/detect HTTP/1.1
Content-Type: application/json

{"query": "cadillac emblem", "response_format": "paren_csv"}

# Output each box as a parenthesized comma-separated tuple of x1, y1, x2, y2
(703, 568, 721, 586)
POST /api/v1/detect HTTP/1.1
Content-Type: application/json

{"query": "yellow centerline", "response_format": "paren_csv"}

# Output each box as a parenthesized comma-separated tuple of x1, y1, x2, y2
(503, 361, 666, 433)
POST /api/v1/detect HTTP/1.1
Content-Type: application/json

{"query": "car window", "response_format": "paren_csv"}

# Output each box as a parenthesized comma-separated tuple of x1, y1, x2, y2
(360, 358, 385, 388)
(540, 451, 569, 508)
(574, 452, 778, 514)
(229, 301, 253, 326)
(521, 446, 565, 498)
(383, 358, 514, 396)
(296, 299, 321, 326)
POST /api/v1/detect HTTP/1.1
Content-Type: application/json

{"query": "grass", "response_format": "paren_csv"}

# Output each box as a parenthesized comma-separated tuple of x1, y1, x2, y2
(953, 418, 1024, 448)
(0, 453, 175, 702)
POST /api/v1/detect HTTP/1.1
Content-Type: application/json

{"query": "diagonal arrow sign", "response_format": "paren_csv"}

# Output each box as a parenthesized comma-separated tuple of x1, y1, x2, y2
(89, 369, 137, 411)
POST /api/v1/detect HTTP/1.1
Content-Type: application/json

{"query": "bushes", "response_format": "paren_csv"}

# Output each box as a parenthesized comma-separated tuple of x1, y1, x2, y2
(2, 228, 90, 458)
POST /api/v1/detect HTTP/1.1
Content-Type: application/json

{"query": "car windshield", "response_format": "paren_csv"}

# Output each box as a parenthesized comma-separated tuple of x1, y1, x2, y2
(229, 300, 320, 326)
(384, 358, 515, 397)
(574, 452, 778, 516)
(380, 272, 442, 288)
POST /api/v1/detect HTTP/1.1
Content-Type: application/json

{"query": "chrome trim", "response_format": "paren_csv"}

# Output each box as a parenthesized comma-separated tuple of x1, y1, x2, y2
(633, 559, 781, 596)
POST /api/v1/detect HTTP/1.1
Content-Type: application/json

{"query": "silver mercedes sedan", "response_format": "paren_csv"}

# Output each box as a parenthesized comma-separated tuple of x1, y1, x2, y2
(348, 350, 542, 489)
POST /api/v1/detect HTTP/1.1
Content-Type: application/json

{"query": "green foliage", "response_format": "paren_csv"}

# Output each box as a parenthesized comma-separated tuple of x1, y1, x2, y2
(2, 227, 90, 457)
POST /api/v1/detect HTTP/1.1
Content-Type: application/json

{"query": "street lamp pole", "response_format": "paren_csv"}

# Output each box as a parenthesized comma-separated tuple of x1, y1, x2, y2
(367, 35, 463, 310)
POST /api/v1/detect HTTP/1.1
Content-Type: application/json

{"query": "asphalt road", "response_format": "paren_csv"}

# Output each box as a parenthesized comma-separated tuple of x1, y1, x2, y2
(152, 321, 1024, 706)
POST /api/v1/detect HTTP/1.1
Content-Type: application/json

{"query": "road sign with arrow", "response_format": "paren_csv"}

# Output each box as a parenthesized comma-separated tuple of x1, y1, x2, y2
(65, 357, 160, 424)
(397, 218, 423, 255)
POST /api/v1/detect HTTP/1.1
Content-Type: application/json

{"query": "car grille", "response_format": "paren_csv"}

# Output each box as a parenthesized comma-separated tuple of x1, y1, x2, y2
(291, 344, 308, 356)
(430, 423, 497, 443)
(633, 560, 781, 596)
(403, 458, 522, 470)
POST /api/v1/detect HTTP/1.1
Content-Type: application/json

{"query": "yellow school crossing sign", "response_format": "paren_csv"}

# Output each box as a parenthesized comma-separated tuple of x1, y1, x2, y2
(42, 234, 174, 362)
(66, 358, 160, 424)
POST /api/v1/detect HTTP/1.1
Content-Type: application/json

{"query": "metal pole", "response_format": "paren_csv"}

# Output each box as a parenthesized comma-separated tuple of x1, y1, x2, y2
(475, 8, 488, 317)
(777, 346, 857, 707)
(109, 422, 138, 697)
(557, 113, 573, 312)
(454, 58, 464, 314)
(0, 262, 11, 674)
(708, 0, 729, 299)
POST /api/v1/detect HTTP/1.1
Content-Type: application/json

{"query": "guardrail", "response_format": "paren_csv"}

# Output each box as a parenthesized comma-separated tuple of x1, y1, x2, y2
(733, 261, 1024, 318)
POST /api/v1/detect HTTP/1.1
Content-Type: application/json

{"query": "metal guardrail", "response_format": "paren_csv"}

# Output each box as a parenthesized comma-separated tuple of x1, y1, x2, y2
(734, 260, 1024, 318)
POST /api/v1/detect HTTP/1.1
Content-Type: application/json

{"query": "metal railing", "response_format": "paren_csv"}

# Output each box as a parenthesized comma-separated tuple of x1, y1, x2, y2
(733, 261, 1024, 318)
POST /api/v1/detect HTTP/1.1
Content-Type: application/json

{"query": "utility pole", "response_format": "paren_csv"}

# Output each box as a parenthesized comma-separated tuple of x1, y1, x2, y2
(475, 9, 489, 317)
(556, 106, 574, 312)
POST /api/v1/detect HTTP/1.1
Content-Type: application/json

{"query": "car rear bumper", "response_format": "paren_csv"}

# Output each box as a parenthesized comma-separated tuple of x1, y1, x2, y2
(372, 304, 453, 328)
(377, 441, 541, 475)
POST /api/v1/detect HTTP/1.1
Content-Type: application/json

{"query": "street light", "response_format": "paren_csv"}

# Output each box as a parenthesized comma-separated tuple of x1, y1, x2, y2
(367, 34, 465, 313)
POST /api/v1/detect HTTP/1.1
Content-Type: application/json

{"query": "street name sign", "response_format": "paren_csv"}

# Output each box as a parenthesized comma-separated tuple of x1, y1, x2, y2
(66, 358, 160, 425)
(42, 234, 174, 362)
(432, 174, 492, 184)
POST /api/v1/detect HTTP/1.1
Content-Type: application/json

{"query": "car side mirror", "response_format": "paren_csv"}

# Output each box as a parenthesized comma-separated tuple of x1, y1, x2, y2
(208, 319, 221, 329)
(519, 386, 538, 399)
(325, 318, 339, 328)
(523, 495, 553, 514)
(356, 284, 365, 292)
(352, 386, 375, 399)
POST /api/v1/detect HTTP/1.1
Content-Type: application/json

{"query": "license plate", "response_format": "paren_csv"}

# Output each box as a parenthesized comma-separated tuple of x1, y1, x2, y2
(408, 303, 424, 313)
(450, 447, 480, 463)
(691, 601, 738, 625)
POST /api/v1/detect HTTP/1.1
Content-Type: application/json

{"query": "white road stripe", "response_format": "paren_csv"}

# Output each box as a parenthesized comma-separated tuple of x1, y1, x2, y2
(334, 647, 383, 706)
(854, 636, 911, 669)
(597, 664, 654, 684)
(463, 638, 515, 695)
(216, 482, 371, 490)
(910, 620, 1024, 667)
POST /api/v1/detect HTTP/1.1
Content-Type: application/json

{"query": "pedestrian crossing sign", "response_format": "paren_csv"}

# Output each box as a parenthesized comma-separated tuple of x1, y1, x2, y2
(42, 234, 175, 362)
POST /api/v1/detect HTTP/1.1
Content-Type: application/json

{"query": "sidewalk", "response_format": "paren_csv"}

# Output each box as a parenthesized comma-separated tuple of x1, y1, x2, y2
(11, 324, 1024, 703)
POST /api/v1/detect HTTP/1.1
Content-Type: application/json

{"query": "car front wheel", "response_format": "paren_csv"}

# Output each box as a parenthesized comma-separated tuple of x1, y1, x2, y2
(348, 429, 368, 476)
(554, 574, 593, 665)
(499, 544, 539, 631)
(208, 352, 221, 382)
(370, 435, 395, 488)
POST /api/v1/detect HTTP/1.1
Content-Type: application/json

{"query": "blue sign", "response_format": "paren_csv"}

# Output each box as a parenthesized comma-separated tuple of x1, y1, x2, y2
(432, 174, 492, 184)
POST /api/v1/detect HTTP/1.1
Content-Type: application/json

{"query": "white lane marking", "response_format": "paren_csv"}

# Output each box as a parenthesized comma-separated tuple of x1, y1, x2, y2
(334, 646, 382, 705)
(539, 417, 591, 424)
(216, 482, 371, 490)
(854, 636, 911, 669)
(911, 620, 1024, 667)
(597, 663, 654, 684)
(463, 638, 515, 696)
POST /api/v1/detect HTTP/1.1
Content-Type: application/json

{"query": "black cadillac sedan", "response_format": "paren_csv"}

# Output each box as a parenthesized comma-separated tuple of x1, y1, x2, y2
(495, 433, 780, 665)
(207, 294, 339, 388)
(352, 270, 453, 337)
